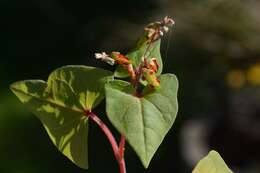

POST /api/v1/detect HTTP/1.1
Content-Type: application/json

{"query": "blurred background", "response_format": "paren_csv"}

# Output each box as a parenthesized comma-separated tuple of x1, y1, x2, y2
(1, 0, 260, 172)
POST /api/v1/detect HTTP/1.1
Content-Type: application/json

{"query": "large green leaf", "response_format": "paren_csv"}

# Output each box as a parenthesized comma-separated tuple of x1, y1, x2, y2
(10, 65, 113, 169)
(105, 74, 178, 168)
(114, 40, 163, 78)
(192, 150, 233, 173)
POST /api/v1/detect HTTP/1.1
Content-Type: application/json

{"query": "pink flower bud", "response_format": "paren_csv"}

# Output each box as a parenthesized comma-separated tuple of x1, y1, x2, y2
(111, 52, 131, 65)
(144, 58, 159, 73)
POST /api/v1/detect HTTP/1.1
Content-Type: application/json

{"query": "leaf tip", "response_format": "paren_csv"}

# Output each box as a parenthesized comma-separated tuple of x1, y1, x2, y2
(9, 81, 23, 97)
(142, 159, 151, 169)
(208, 150, 220, 156)
(9, 81, 18, 91)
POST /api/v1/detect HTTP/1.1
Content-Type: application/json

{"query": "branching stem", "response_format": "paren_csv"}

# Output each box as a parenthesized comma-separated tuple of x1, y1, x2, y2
(84, 110, 126, 173)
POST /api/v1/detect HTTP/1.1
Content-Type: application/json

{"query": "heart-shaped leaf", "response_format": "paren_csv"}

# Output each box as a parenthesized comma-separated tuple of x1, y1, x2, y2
(192, 150, 233, 173)
(10, 65, 113, 169)
(105, 74, 178, 168)
(114, 40, 163, 78)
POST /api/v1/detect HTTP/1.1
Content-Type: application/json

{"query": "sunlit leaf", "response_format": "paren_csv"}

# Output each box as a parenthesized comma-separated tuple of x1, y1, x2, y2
(192, 150, 233, 173)
(10, 65, 113, 169)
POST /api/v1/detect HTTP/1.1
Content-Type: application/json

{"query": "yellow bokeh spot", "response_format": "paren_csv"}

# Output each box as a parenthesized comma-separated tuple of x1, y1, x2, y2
(247, 63, 260, 86)
(226, 69, 246, 89)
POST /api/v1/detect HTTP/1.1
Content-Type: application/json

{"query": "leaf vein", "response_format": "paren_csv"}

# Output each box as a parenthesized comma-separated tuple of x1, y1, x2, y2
(11, 87, 83, 114)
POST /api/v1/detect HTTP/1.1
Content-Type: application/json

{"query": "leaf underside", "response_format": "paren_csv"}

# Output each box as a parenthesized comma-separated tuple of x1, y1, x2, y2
(105, 74, 178, 168)
(192, 150, 234, 173)
(10, 65, 113, 169)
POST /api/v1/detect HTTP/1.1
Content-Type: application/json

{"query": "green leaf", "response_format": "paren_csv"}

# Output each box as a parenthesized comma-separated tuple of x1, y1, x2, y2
(192, 150, 233, 173)
(114, 65, 129, 78)
(47, 65, 113, 110)
(10, 65, 113, 169)
(105, 74, 178, 168)
(114, 40, 163, 78)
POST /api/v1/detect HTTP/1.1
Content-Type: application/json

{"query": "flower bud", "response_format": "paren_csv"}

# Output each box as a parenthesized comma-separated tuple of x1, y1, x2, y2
(149, 58, 159, 73)
(144, 58, 159, 73)
(126, 64, 136, 81)
(142, 68, 160, 90)
(111, 52, 131, 65)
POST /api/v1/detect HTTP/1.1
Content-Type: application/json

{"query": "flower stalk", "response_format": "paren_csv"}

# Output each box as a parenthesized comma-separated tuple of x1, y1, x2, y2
(90, 16, 175, 172)
(84, 110, 127, 173)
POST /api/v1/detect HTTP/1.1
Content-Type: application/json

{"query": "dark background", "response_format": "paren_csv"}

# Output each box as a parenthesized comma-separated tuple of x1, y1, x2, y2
(1, 0, 260, 172)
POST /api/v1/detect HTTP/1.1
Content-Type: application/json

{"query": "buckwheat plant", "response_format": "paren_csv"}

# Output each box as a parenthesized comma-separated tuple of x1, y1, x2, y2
(10, 17, 233, 173)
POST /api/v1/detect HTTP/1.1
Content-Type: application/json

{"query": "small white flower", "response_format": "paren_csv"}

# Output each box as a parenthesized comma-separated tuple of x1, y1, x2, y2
(159, 30, 164, 37)
(144, 16, 175, 42)
(163, 16, 175, 26)
(162, 26, 169, 33)
(95, 52, 106, 59)
(95, 52, 115, 65)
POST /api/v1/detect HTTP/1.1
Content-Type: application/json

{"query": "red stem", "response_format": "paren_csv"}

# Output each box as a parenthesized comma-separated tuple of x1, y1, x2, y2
(119, 135, 126, 173)
(84, 110, 126, 173)
(119, 135, 126, 158)
(119, 157, 126, 173)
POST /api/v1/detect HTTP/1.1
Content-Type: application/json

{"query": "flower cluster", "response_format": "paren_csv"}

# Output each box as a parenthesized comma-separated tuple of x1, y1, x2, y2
(95, 51, 161, 90)
(95, 52, 136, 80)
(144, 16, 175, 43)
(111, 52, 136, 80)
(95, 16, 174, 92)
(141, 58, 160, 89)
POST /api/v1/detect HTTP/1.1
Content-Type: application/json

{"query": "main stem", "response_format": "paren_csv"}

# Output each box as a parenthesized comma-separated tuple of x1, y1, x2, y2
(84, 110, 126, 173)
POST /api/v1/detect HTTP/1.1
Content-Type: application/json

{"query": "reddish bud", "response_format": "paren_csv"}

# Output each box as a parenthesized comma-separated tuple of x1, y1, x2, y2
(142, 68, 160, 90)
(111, 52, 131, 65)
(126, 64, 136, 81)
(149, 58, 159, 73)
(144, 58, 159, 73)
